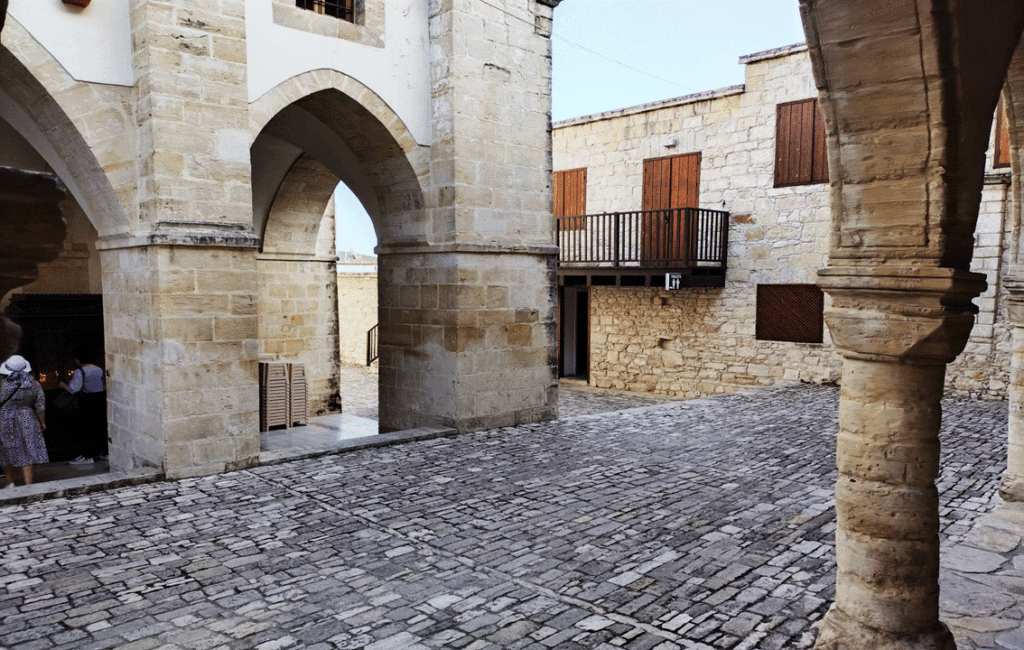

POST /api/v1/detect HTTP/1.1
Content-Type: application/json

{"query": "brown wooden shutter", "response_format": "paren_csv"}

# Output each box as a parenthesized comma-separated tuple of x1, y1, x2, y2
(641, 153, 701, 264)
(642, 153, 700, 210)
(554, 168, 587, 231)
(995, 99, 1011, 169)
(775, 99, 828, 186)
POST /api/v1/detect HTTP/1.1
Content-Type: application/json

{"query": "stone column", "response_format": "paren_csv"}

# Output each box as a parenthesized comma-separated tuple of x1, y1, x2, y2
(815, 267, 985, 650)
(1001, 274, 1024, 501)
(375, 0, 560, 433)
(101, 1, 260, 477)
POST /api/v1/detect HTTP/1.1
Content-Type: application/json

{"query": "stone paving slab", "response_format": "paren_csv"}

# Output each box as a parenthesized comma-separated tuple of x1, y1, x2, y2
(0, 384, 1018, 650)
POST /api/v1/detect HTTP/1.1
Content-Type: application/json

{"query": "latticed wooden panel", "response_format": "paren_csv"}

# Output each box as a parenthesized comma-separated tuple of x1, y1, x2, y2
(995, 98, 1010, 169)
(755, 284, 824, 344)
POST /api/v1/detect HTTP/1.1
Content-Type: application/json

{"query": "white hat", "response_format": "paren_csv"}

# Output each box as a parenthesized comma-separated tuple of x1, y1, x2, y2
(0, 355, 31, 376)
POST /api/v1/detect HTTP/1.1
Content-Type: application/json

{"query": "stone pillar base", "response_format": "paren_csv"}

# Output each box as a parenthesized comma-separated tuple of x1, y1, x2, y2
(1000, 474, 1024, 502)
(816, 606, 956, 650)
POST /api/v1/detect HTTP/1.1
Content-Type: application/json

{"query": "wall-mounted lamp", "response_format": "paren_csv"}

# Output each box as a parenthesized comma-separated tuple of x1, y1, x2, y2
(662, 138, 678, 148)
(61, 0, 91, 7)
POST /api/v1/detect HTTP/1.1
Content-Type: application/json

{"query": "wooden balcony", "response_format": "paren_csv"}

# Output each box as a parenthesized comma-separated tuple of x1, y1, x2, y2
(556, 207, 729, 287)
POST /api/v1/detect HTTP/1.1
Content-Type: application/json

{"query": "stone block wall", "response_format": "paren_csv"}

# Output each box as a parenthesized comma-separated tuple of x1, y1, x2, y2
(257, 257, 340, 414)
(554, 45, 1013, 401)
(337, 272, 377, 367)
(377, 250, 557, 433)
(589, 286, 840, 397)
(102, 245, 260, 477)
(947, 174, 1014, 399)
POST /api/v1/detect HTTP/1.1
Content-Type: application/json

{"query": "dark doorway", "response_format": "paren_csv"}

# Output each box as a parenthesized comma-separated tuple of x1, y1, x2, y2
(559, 286, 589, 380)
(5, 293, 104, 461)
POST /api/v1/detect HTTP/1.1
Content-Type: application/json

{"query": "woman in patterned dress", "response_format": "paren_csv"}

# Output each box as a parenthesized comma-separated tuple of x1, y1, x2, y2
(0, 355, 47, 487)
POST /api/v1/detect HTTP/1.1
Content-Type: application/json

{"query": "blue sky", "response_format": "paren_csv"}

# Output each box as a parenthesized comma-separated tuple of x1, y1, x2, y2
(335, 0, 807, 256)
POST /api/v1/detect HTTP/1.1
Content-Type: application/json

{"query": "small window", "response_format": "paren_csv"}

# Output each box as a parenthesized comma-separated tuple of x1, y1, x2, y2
(756, 284, 824, 344)
(775, 99, 828, 187)
(296, 0, 354, 22)
(554, 168, 587, 232)
(995, 98, 1010, 169)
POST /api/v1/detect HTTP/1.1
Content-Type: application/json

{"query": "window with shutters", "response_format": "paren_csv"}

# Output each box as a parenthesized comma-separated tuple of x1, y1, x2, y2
(774, 99, 828, 187)
(554, 168, 587, 231)
(296, 0, 354, 22)
(995, 99, 1010, 169)
(756, 284, 824, 344)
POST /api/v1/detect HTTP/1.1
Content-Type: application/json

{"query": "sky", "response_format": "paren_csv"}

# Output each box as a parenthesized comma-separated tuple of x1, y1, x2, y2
(335, 0, 807, 257)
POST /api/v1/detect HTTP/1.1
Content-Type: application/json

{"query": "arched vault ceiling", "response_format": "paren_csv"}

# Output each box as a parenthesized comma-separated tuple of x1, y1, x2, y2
(253, 104, 381, 225)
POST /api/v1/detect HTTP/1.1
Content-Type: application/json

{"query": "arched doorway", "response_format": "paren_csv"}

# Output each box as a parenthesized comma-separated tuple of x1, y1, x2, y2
(0, 34, 132, 479)
(250, 72, 427, 436)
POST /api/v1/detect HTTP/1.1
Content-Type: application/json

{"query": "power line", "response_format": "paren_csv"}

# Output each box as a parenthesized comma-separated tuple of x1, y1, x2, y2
(476, 0, 698, 94)
(551, 33, 699, 93)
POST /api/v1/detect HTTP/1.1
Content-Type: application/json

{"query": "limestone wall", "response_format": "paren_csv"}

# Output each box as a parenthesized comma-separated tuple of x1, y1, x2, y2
(103, 245, 261, 477)
(257, 257, 340, 415)
(554, 45, 1013, 400)
(947, 174, 1014, 399)
(337, 272, 377, 367)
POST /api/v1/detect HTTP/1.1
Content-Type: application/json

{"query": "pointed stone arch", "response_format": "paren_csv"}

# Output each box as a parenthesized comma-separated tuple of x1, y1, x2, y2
(249, 69, 429, 249)
(0, 17, 131, 238)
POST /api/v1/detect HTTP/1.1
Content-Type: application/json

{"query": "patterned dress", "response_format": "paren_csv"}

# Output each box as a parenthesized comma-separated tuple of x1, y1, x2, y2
(0, 376, 48, 467)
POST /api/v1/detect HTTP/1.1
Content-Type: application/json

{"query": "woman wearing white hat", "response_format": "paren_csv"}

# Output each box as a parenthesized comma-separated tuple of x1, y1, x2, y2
(0, 355, 48, 487)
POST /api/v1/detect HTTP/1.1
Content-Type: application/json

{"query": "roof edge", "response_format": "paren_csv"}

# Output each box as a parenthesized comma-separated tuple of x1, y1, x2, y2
(553, 85, 745, 129)
(738, 42, 808, 65)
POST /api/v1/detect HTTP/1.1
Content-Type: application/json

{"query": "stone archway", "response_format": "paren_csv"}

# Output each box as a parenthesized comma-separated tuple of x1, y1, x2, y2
(1, 20, 136, 470)
(2, 0, 561, 477)
(250, 73, 428, 433)
(800, 1, 1024, 647)
(1, 19, 131, 237)
(257, 153, 342, 416)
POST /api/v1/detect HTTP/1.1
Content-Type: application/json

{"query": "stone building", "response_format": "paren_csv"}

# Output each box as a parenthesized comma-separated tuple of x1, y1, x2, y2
(0, 0, 562, 478)
(552, 43, 1014, 402)
(2, 1, 1024, 648)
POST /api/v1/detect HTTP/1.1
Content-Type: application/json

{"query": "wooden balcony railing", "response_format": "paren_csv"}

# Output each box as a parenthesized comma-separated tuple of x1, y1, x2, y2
(556, 207, 729, 271)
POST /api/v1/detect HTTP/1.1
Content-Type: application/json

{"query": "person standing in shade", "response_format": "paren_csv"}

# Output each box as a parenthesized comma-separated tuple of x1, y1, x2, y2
(60, 350, 107, 465)
(0, 355, 47, 488)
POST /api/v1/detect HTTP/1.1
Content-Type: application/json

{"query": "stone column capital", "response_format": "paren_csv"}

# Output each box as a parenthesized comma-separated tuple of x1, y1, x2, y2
(1004, 271, 1024, 326)
(817, 265, 987, 364)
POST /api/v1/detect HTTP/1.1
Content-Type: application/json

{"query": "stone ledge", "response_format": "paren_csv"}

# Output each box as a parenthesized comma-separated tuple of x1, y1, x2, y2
(0, 469, 165, 506)
(257, 424, 456, 466)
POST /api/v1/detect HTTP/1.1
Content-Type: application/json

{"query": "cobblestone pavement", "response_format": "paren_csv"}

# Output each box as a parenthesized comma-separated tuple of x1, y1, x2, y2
(337, 365, 688, 421)
(0, 384, 1019, 650)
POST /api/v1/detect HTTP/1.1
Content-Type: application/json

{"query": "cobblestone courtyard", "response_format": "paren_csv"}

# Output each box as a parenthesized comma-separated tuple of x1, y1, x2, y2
(1, 380, 1021, 650)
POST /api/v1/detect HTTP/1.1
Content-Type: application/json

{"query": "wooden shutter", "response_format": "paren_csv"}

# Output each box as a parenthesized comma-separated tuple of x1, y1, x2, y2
(641, 153, 700, 265)
(642, 153, 700, 211)
(554, 168, 587, 231)
(775, 99, 828, 186)
(995, 99, 1011, 169)
(755, 284, 824, 344)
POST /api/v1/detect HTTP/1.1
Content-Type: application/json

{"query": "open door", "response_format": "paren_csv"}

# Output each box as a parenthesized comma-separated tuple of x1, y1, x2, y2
(559, 285, 589, 380)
